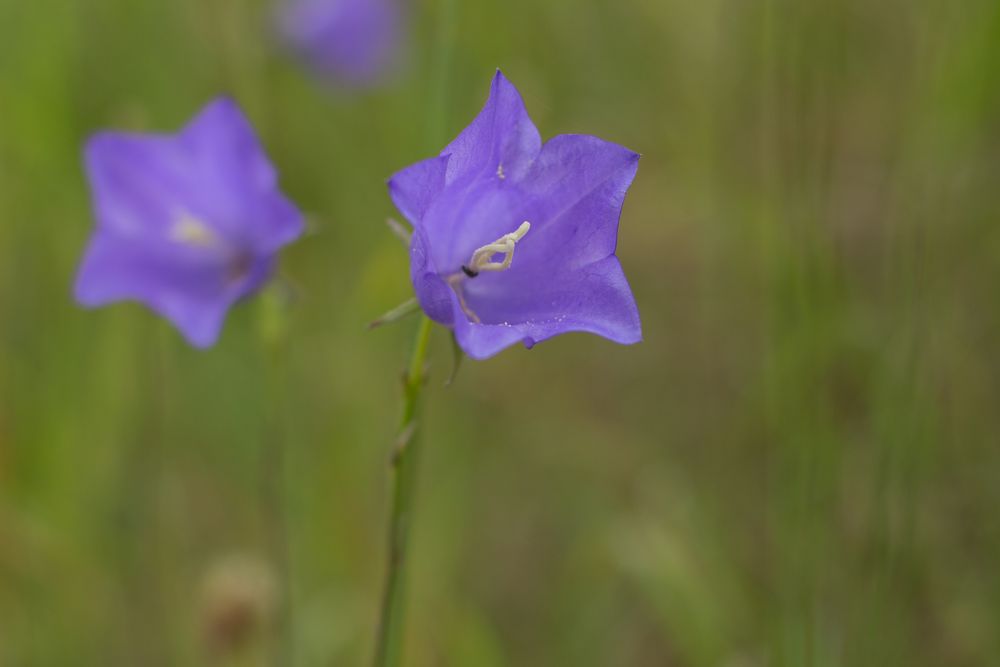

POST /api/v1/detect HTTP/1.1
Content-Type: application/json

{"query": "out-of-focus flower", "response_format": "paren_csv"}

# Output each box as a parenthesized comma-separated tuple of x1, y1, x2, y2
(388, 70, 642, 360)
(75, 98, 303, 348)
(279, 0, 401, 88)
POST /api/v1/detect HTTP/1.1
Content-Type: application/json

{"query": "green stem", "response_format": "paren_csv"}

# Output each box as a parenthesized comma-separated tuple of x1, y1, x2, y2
(257, 287, 294, 666)
(373, 0, 455, 660)
(262, 338, 292, 667)
(373, 315, 433, 667)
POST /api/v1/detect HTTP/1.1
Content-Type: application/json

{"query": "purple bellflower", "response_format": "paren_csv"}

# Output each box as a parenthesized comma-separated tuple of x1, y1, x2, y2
(75, 98, 304, 348)
(279, 0, 401, 88)
(388, 71, 642, 360)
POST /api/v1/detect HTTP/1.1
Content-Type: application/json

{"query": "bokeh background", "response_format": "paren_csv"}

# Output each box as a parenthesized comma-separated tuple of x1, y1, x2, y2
(3, 0, 1000, 665)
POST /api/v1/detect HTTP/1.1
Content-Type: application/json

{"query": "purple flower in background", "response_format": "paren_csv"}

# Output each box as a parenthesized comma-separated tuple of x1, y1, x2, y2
(280, 0, 401, 87)
(388, 71, 642, 360)
(75, 98, 304, 348)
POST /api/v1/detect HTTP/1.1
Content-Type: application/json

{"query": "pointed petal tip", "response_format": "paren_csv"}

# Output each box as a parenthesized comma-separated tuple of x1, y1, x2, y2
(189, 95, 247, 129)
(488, 68, 519, 96)
(83, 131, 109, 153)
(211, 93, 239, 107)
(72, 280, 101, 308)
(82, 131, 122, 168)
(174, 312, 226, 349)
(613, 143, 641, 164)
(199, 94, 238, 115)
(206, 94, 242, 114)
(616, 316, 644, 345)
(72, 254, 112, 307)
(184, 332, 219, 349)
(622, 331, 643, 345)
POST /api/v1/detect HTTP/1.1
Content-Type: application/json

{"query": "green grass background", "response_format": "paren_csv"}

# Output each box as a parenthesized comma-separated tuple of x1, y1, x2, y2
(2, 0, 1000, 665)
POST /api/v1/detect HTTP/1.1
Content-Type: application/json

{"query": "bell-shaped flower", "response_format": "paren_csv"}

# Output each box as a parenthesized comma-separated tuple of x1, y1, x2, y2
(75, 98, 304, 348)
(388, 71, 642, 360)
(279, 0, 401, 88)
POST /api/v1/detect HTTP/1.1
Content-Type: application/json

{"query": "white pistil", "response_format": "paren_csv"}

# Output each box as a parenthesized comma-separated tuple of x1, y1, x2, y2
(446, 221, 532, 324)
(465, 221, 531, 275)
(497, 163, 505, 179)
(170, 212, 219, 248)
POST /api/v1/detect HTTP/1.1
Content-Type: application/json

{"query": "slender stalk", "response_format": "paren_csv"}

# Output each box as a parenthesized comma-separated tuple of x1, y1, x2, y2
(373, 0, 455, 661)
(373, 315, 433, 667)
(257, 286, 295, 667)
(120, 320, 170, 664)
(261, 336, 293, 667)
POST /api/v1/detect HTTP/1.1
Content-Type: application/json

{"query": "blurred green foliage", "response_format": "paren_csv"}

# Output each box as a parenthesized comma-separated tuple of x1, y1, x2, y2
(2, 0, 1000, 665)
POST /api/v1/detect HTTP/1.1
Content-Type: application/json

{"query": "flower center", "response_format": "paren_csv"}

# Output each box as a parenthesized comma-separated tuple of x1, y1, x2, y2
(168, 211, 253, 286)
(447, 221, 531, 324)
(460, 221, 531, 278)
(170, 212, 220, 248)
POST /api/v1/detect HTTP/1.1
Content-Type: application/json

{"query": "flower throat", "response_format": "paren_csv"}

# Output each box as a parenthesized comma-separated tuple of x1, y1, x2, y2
(460, 221, 531, 278)
(447, 221, 531, 323)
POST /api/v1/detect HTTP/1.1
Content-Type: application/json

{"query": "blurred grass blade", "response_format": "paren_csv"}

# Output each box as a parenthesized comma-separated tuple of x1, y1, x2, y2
(386, 218, 412, 246)
(368, 298, 419, 330)
(445, 331, 464, 387)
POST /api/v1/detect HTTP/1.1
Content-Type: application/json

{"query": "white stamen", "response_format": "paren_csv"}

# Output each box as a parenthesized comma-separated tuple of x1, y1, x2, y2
(445, 221, 532, 325)
(448, 278, 481, 324)
(170, 212, 219, 248)
(466, 221, 531, 274)
(497, 163, 505, 180)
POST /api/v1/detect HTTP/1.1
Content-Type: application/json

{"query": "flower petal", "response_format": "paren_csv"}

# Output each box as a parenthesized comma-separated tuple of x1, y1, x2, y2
(84, 132, 190, 237)
(458, 134, 639, 311)
(280, 0, 400, 87)
(85, 100, 303, 255)
(77, 98, 301, 348)
(181, 98, 304, 252)
(450, 308, 526, 361)
(74, 232, 271, 348)
(398, 71, 643, 359)
(452, 255, 641, 359)
(515, 134, 639, 271)
(442, 70, 541, 185)
(409, 226, 454, 326)
(387, 155, 450, 226)
(419, 175, 527, 275)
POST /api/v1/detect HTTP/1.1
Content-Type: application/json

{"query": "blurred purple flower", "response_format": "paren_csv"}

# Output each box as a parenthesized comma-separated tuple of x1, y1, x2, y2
(75, 98, 304, 348)
(279, 0, 401, 87)
(388, 70, 642, 360)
